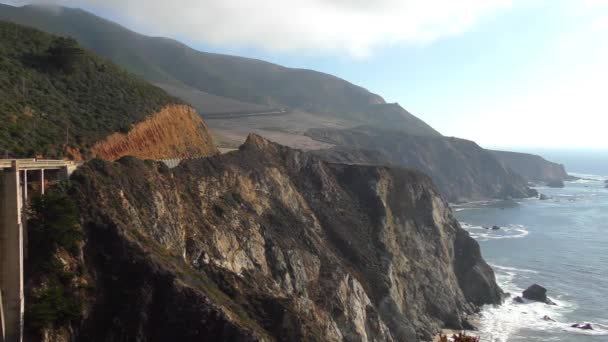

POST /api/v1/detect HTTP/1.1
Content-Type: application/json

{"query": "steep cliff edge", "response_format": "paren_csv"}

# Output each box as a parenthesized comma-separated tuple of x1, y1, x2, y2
(307, 127, 536, 203)
(491, 150, 570, 183)
(38, 135, 502, 341)
(90, 104, 218, 160)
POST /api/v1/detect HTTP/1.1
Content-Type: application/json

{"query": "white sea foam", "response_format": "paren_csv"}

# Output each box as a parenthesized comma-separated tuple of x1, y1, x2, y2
(460, 223, 529, 242)
(476, 264, 608, 342)
(453, 208, 482, 212)
(490, 264, 538, 274)
(569, 173, 607, 182)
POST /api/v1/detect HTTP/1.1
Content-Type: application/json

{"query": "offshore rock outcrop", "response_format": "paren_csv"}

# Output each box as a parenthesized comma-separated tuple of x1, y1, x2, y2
(90, 104, 218, 160)
(60, 135, 501, 341)
(307, 126, 536, 203)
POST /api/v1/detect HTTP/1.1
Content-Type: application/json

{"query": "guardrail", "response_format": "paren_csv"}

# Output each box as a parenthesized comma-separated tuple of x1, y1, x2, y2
(0, 159, 80, 170)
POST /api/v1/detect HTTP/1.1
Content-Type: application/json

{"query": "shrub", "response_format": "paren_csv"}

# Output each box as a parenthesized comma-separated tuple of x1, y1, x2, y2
(25, 190, 84, 331)
(28, 191, 82, 259)
(26, 280, 81, 329)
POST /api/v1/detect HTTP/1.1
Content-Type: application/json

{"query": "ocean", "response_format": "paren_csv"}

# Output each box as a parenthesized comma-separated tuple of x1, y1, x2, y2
(453, 151, 608, 342)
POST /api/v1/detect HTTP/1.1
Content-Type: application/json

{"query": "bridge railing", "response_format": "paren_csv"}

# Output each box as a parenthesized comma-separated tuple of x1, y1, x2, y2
(0, 159, 80, 170)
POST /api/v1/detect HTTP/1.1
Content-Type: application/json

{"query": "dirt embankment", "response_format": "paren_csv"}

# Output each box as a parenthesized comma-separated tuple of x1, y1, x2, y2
(91, 104, 218, 160)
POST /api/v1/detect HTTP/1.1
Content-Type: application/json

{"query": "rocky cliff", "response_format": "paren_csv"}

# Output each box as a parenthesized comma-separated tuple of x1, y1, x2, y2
(307, 127, 537, 203)
(90, 104, 218, 160)
(42, 135, 501, 342)
(491, 150, 570, 183)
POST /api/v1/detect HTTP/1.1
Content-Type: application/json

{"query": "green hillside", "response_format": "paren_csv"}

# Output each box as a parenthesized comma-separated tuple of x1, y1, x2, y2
(0, 4, 440, 136)
(0, 20, 176, 158)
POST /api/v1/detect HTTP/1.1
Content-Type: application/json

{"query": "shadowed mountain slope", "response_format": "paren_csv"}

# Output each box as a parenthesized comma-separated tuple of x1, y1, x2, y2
(307, 126, 537, 202)
(491, 150, 570, 183)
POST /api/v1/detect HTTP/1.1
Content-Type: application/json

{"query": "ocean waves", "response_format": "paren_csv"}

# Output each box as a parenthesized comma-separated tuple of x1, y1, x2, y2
(475, 264, 608, 342)
(569, 173, 607, 182)
(460, 222, 529, 242)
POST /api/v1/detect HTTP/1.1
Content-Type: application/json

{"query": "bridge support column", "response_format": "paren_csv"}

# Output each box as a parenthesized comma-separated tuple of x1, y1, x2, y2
(0, 161, 24, 342)
(39, 169, 44, 195)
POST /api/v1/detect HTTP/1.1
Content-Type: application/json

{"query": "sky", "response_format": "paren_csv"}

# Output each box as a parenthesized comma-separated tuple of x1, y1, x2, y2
(5, 0, 608, 149)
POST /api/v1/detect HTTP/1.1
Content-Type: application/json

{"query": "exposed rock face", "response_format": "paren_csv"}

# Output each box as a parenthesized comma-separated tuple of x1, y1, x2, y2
(65, 135, 501, 341)
(491, 150, 570, 183)
(307, 127, 536, 203)
(90, 104, 218, 160)
(522, 284, 555, 305)
(571, 323, 593, 330)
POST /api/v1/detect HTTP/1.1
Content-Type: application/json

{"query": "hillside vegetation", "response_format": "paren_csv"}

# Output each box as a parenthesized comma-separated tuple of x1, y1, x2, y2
(0, 20, 177, 158)
(0, 4, 440, 136)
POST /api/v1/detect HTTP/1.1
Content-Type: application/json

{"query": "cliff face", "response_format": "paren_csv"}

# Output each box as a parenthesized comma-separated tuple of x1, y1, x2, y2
(60, 135, 501, 341)
(90, 104, 218, 160)
(307, 127, 536, 203)
(491, 150, 570, 183)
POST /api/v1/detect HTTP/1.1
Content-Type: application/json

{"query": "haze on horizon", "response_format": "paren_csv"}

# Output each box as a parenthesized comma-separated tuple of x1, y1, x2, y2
(5, 0, 608, 149)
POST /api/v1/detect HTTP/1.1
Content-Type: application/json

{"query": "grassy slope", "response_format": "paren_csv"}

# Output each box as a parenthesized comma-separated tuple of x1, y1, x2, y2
(0, 20, 177, 158)
(0, 4, 440, 136)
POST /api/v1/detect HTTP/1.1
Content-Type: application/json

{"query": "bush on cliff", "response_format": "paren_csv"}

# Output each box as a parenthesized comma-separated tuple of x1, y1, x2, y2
(25, 189, 85, 332)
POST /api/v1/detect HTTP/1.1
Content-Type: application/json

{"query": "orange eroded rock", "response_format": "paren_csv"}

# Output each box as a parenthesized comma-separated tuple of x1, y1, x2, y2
(91, 104, 218, 160)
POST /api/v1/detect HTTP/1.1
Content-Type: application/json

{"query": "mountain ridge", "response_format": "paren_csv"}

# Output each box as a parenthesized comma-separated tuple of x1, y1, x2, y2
(491, 150, 571, 183)
(307, 126, 537, 202)
(0, 3, 439, 137)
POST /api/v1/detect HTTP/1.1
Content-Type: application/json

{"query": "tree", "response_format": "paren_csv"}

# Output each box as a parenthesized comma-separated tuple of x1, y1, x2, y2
(47, 37, 84, 72)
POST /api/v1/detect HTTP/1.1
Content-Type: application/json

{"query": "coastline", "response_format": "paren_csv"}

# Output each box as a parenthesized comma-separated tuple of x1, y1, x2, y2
(453, 175, 608, 341)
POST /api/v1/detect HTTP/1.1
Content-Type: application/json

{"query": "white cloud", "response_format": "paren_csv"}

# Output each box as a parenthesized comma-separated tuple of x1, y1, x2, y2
(10, 0, 514, 57)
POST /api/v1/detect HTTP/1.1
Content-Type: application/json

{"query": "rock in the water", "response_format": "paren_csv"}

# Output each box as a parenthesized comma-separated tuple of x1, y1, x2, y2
(571, 323, 593, 330)
(491, 225, 500, 230)
(513, 296, 524, 303)
(522, 284, 556, 305)
(542, 315, 555, 322)
(483, 226, 490, 230)
(546, 179, 565, 188)
(539, 194, 550, 200)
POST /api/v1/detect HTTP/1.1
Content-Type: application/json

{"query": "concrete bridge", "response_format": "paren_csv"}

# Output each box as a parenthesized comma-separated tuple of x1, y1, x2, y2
(0, 160, 78, 342)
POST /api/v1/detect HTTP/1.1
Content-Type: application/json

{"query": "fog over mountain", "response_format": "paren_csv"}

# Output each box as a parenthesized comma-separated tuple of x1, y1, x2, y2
(4, 0, 513, 56)
(5, 0, 608, 148)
